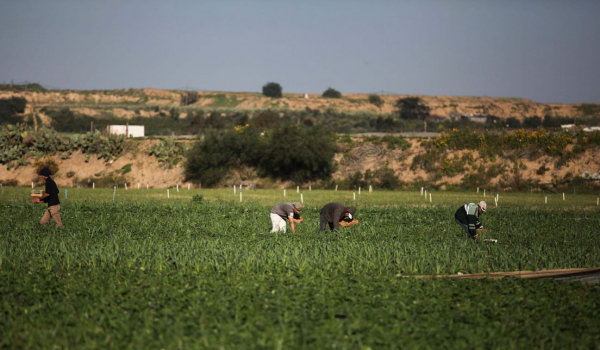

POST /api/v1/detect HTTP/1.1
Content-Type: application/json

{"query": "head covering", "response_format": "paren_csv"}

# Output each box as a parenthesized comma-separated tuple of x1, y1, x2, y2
(478, 201, 487, 212)
(343, 206, 357, 221)
(39, 167, 52, 176)
(292, 202, 303, 211)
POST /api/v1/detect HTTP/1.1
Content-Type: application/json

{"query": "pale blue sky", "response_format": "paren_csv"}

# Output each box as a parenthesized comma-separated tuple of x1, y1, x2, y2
(1, 0, 599, 103)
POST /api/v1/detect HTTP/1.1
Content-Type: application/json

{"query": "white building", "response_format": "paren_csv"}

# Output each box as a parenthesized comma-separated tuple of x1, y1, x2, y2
(108, 125, 145, 137)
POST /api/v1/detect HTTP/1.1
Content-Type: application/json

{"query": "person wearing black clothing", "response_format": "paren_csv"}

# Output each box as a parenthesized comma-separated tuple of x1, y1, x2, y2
(319, 202, 358, 232)
(36, 167, 63, 227)
(454, 201, 487, 239)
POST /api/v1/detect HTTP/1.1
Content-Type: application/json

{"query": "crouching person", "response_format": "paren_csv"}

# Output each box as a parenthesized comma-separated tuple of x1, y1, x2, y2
(36, 167, 63, 227)
(319, 202, 358, 232)
(454, 201, 487, 239)
(270, 202, 303, 233)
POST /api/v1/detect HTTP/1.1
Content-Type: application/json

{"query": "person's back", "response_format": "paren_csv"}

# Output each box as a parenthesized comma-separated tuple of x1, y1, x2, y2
(44, 176, 60, 207)
(454, 201, 486, 239)
(320, 202, 357, 231)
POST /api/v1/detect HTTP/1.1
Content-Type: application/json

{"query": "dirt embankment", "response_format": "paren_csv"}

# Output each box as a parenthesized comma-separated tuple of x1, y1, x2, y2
(1, 138, 598, 190)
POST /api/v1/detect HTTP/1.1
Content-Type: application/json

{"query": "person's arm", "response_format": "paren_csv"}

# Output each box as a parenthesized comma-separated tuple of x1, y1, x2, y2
(288, 215, 296, 233)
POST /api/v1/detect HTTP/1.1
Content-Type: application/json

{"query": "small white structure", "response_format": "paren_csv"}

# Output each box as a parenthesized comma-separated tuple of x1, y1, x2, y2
(108, 125, 145, 137)
(460, 114, 487, 123)
(561, 124, 575, 132)
(583, 126, 600, 133)
(304, 93, 309, 99)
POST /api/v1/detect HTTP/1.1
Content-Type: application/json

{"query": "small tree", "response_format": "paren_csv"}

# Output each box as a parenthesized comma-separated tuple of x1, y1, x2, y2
(523, 116, 542, 129)
(252, 110, 279, 129)
(262, 82, 282, 98)
(368, 94, 384, 109)
(395, 97, 430, 120)
(322, 87, 342, 98)
(181, 91, 199, 106)
(261, 125, 337, 183)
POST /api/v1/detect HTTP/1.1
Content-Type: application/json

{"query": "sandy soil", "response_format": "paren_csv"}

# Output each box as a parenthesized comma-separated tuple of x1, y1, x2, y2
(1, 137, 598, 189)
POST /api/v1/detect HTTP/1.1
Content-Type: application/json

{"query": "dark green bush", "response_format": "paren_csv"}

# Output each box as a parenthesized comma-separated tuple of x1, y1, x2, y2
(395, 97, 430, 120)
(322, 88, 342, 98)
(184, 127, 263, 187)
(262, 82, 282, 98)
(368, 94, 383, 108)
(181, 91, 199, 106)
(261, 125, 337, 183)
(0, 97, 27, 125)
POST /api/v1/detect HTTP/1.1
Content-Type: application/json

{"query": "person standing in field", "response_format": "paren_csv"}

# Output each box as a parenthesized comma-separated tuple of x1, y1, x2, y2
(454, 201, 487, 239)
(34, 167, 63, 227)
(319, 202, 358, 232)
(270, 202, 303, 233)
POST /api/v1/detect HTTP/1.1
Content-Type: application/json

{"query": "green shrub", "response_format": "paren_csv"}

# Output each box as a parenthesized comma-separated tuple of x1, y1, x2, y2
(368, 94, 383, 108)
(373, 166, 401, 190)
(34, 158, 59, 176)
(262, 82, 282, 98)
(260, 125, 337, 183)
(322, 87, 342, 98)
(185, 127, 263, 187)
(181, 91, 199, 106)
(0, 97, 26, 123)
(395, 97, 430, 120)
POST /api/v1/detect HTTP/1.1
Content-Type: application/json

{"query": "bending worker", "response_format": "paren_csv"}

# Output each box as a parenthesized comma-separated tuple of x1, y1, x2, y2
(319, 202, 358, 232)
(270, 202, 303, 233)
(454, 201, 487, 239)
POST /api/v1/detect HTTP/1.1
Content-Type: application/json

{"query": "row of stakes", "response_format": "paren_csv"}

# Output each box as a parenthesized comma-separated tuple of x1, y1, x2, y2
(233, 184, 374, 202)
(13, 182, 600, 206)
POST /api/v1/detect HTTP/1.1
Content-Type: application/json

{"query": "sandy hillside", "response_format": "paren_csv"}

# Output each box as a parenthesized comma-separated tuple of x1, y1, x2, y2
(2, 138, 598, 190)
(1, 88, 595, 121)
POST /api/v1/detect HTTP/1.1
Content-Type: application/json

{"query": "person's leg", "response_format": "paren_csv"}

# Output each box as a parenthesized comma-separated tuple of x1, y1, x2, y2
(271, 213, 282, 232)
(319, 209, 327, 232)
(40, 207, 51, 225)
(455, 218, 470, 238)
(278, 219, 287, 233)
(49, 205, 63, 227)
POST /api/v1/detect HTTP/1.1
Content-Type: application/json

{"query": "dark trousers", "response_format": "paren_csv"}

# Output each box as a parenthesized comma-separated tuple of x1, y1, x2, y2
(319, 209, 334, 232)
(455, 217, 475, 239)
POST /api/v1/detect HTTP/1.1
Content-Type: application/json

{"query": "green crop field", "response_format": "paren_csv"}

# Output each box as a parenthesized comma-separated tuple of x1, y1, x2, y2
(1, 187, 599, 349)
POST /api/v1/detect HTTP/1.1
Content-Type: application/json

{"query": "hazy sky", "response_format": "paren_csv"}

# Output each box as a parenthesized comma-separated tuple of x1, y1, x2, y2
(1, 0, 599, 103)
